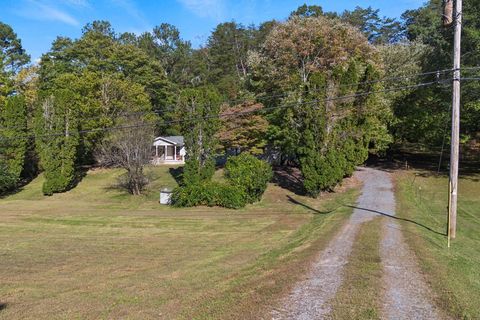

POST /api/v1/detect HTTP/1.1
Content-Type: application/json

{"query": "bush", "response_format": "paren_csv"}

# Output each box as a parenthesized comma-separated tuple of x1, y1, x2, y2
(225, 153, 273, 203)
(343, 138, 368, 176)
(0, 161, 17, 193)
(301, 149, 346, 197)
(171, 182, 247, 209)
(42, 172, 75, 196)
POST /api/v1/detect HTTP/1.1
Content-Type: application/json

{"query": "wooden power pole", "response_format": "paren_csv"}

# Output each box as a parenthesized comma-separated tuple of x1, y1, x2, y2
(448, 0, 463, 241)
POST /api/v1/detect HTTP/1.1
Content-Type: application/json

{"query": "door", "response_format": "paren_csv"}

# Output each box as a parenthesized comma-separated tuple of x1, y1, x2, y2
(166, 146, 175, 160)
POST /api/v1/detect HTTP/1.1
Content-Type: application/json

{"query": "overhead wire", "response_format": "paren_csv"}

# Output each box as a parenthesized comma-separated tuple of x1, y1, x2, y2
(0, 79, 454, 142)
(0, 66, 465, 132)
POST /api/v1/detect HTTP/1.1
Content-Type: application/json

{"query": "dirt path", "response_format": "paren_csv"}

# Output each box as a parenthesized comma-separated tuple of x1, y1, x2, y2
(272, 167, 443, 320)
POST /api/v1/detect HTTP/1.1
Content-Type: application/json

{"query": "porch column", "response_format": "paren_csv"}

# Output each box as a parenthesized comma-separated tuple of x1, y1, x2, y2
(174, 145, 177, 161)
(164, 146, 167, 160)
(155, 145, 158, 157)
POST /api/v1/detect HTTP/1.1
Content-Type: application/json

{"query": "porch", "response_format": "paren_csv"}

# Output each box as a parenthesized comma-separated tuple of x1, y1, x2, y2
(152, 144, 185, 165)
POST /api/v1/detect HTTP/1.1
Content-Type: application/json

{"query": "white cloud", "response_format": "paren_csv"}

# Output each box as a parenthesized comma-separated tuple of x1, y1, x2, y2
(18, 0, 80, 26)
(177, 0, 226, 20)
(61, 0, 90, 8)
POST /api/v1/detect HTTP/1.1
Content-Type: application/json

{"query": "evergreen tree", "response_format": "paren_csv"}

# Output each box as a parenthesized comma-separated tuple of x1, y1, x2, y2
(35, 89, 79, 195)
(396, 0, 480, 145)
(178, 86, 221, 185)
(0, 95, 28, 191)
(250, 16, 389, 196)
(0, 22, 30, 101)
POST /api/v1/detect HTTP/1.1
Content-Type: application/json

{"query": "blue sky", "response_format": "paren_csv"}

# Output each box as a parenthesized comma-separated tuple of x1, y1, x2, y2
(1, 0, 426, 62)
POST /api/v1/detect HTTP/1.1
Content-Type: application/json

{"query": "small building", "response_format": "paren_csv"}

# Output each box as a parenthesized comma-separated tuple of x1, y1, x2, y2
(152, 136, 186, 165)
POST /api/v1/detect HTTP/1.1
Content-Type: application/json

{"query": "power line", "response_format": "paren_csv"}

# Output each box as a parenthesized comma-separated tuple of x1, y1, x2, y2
(0, 79, 452, 142)
(1, 67, 466, 132)
(437, 103, 452, 173)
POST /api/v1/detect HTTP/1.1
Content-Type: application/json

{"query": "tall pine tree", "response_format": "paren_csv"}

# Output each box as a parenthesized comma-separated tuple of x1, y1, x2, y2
(35, 89, 79, 195)
(0, 96, 28, 191)
(178, 86, 221, 185)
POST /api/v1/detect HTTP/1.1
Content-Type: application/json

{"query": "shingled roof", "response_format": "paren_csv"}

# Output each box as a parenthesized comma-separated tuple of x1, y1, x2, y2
(154, 136, 184, 146)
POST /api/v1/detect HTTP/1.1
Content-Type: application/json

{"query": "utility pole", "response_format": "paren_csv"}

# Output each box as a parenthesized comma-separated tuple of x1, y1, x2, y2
(448, 0, 462, 242)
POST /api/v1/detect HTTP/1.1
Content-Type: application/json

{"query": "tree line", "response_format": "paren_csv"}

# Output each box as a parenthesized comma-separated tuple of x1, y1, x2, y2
(1, 1, 479, 198)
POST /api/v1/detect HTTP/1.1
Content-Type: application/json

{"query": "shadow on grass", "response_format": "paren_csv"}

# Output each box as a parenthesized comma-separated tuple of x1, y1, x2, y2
(0, 165, 91, 199)
(287, 194, 446, 237)
(0, 172, 40, 199)
(346, 205, 446, 236)
(70, 166, 89, 190)
(0, 303, 7, 311)
(0, 186, 24, 199)
(287, 195, 342, 215)
(169, 167, 184, 185)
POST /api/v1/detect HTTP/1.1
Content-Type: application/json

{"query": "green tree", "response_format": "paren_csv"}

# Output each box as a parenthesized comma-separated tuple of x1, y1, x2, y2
(225, 153, 272, 203)
(396, 0, 480, 145)
(0, 21, 30, 100)
(340, 6, 403, 44)
(289, 4, 324, 18)
(250, 16, 389, 195)
(178, 86, 221, 185)
(206, 21, 254, 98)
(35, 88, 79, 195)
(38, 21, 172, 164)
(0, 22, 30, 192)
(0, 95, 28, 190)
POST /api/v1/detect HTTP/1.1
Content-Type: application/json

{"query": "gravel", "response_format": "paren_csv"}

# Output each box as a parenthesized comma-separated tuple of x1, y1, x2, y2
(272, 167, 445, 320)
(271, 167, 379, 319)
(377, 169, 446, 320)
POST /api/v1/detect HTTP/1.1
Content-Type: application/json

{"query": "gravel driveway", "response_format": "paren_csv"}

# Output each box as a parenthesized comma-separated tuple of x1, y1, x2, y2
(272, 167, 444, 320)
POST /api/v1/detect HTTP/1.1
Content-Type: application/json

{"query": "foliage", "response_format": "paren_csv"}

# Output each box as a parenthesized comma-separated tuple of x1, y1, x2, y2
(0, 21, 30, 101)
(7, 2, 480, 198)
(289, 4, 324, 18)
(0, 95, 28, 185)
(225, 153, 272, 203)
(301, 149, 347, 196)
(136, 23, 193, 85)
(38, 21, 171, 163)
(0, 161, 17, 192)
(251, 16, 390, 195)
(339, 6, 404, 44)
(397, 0, 480, 145)
(173, 153, 271, 209)
(178, 86, 221, 185)
(218, 102, 268, 154)
(171, 181, 246, 209)
(289, 4, 404, 44)
(35, 89, 79, 195)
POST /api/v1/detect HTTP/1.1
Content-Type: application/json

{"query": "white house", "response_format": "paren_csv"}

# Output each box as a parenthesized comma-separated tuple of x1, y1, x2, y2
(152, 136, 186, 165)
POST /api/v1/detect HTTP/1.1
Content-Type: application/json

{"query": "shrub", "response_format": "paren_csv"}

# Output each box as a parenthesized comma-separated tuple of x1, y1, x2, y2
(0, 161, 17, 193)
(301, 149, 346, 197)
(343, 138, 368, 176)
(171, 182, 247, 209)
(225, 153, 273, 203)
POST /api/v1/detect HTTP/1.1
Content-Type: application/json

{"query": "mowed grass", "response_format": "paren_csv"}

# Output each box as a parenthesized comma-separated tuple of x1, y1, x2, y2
(0, 165, 359, 319)
(331, 217, 383, 320)
(395, 170, 480, 319)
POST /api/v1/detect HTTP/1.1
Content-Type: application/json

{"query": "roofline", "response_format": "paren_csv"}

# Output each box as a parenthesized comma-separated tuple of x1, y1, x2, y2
(154, 136, 182, 145)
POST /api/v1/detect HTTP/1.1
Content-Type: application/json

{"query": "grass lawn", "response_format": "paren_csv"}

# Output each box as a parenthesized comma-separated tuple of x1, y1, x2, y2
(0, 165, 359, 319)
(331, 217, 383, 319)
(395, 170, 480, 319)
